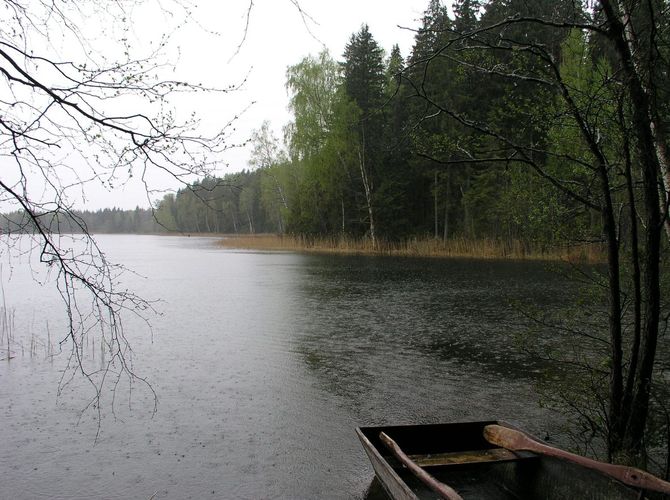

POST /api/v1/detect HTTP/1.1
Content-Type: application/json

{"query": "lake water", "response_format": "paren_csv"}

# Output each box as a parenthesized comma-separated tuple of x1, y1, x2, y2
(0, 235, 575, 499)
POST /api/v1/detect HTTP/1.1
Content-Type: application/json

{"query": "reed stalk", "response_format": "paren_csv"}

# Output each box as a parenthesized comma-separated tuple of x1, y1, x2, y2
(217, 234, 605, 263)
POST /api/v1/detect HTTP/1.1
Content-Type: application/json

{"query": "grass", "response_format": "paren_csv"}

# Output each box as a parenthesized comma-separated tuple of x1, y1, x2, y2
(217, 234, 605, 263)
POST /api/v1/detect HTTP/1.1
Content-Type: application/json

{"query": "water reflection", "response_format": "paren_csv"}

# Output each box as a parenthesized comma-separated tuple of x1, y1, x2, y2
(0, 237, 580, 499)
(293, 255, 575, 410)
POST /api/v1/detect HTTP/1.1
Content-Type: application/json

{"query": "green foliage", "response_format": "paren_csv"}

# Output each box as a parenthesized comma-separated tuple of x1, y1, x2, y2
(110, 1, 622, 256)
(286, 51, 340, 160)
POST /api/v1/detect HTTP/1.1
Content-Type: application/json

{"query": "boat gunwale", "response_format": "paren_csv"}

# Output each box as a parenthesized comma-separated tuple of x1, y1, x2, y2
(356, 427, 419, 500)
(356, 420, 654, 500)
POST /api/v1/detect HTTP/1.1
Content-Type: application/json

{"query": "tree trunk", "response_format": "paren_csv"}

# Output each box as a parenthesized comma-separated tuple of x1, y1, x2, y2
(620, 99, 642, 430)
(357, 148, 376, 249)
(246, 210, 254, 234)
(612, 0, 670, 240)
(204, 208, 212, 233)
(443, 167, 451, 242)
(461, 172, 472, 238)
(597, 161, 625, 460)
(600, 0, 664, 461)
(434, 170, 439, 239)
(231, 210, 238, 234)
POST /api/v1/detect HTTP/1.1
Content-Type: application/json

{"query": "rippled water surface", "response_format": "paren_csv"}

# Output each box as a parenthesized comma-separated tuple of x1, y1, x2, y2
(0, 235, 577, 499)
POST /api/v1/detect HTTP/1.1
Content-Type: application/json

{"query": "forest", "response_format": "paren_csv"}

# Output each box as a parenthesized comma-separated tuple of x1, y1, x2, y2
(143, 0, 622, 252)
(0, 207, 161, 234)
(5, 0, 660, 255)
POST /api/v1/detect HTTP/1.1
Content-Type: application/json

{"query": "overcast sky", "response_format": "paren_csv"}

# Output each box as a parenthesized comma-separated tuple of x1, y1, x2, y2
(87, 0, 433, 209)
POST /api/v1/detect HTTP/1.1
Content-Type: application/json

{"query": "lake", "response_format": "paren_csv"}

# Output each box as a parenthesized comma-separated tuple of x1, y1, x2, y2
(0, 234, 575, 499)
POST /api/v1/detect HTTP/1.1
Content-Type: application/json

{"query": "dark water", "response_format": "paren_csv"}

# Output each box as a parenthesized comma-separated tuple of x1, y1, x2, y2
(0, 235, 576, 499)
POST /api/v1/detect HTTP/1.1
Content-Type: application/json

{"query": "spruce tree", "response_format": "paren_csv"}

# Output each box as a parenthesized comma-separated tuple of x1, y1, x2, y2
(342, 25, 387, 245)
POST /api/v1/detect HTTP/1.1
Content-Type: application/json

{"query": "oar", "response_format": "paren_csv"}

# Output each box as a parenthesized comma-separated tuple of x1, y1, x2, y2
(483, 424, 670, 495)
(379, 432, 464, 500)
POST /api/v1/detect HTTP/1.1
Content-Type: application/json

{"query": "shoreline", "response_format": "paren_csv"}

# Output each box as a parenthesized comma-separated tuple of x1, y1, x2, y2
(216, 234, 605, 263)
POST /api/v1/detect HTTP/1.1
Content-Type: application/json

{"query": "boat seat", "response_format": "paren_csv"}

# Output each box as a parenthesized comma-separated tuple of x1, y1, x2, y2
(408, 447, 532, 467)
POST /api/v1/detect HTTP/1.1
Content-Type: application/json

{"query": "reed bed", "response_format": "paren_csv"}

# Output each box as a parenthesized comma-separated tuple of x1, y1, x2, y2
(0, 305, 57, 361)
(0, 304, 15, 360)
(217, 234, 605, 263)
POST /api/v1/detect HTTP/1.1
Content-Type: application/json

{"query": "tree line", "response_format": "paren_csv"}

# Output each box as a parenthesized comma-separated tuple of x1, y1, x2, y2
(7, 0, 647, 254)
(148, 0, 605, 251)
(1, 207, 161, 234)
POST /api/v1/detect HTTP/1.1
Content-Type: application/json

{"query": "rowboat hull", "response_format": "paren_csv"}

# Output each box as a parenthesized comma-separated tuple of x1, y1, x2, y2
(357, 421, 661, 499)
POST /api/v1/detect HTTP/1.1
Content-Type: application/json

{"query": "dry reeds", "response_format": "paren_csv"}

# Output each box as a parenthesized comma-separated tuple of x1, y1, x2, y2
(217, 234, 605, 263)
(0, 305, 15, 361)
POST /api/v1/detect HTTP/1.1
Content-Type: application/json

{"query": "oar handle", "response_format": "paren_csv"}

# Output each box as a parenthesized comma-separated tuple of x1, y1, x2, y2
(484, 424, 670, 495)
(379, 432, 463, 500)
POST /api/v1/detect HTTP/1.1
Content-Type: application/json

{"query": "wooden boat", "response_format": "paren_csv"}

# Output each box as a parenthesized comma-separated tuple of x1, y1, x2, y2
(356, 421, 670, 500)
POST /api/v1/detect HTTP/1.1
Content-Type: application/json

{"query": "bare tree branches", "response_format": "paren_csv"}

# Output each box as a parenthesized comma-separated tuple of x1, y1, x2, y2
(230, 0, 321, 62)
(0, 0, 245, 421)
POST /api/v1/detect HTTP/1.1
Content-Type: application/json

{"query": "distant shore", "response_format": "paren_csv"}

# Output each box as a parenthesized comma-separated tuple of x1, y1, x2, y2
(216, 234, 605, 263)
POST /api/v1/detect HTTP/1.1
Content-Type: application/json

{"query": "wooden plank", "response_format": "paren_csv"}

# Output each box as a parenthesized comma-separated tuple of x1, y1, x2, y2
(484, 424, 670, 495)
(407, 447, 520, 467)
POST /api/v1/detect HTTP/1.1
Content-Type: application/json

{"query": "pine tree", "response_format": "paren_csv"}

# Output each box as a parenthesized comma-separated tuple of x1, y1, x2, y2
(342, 25, 385, 117)
(342, 25, 387, 246)
(378, 44, 417, 239)
(452, 0, 481, 33)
